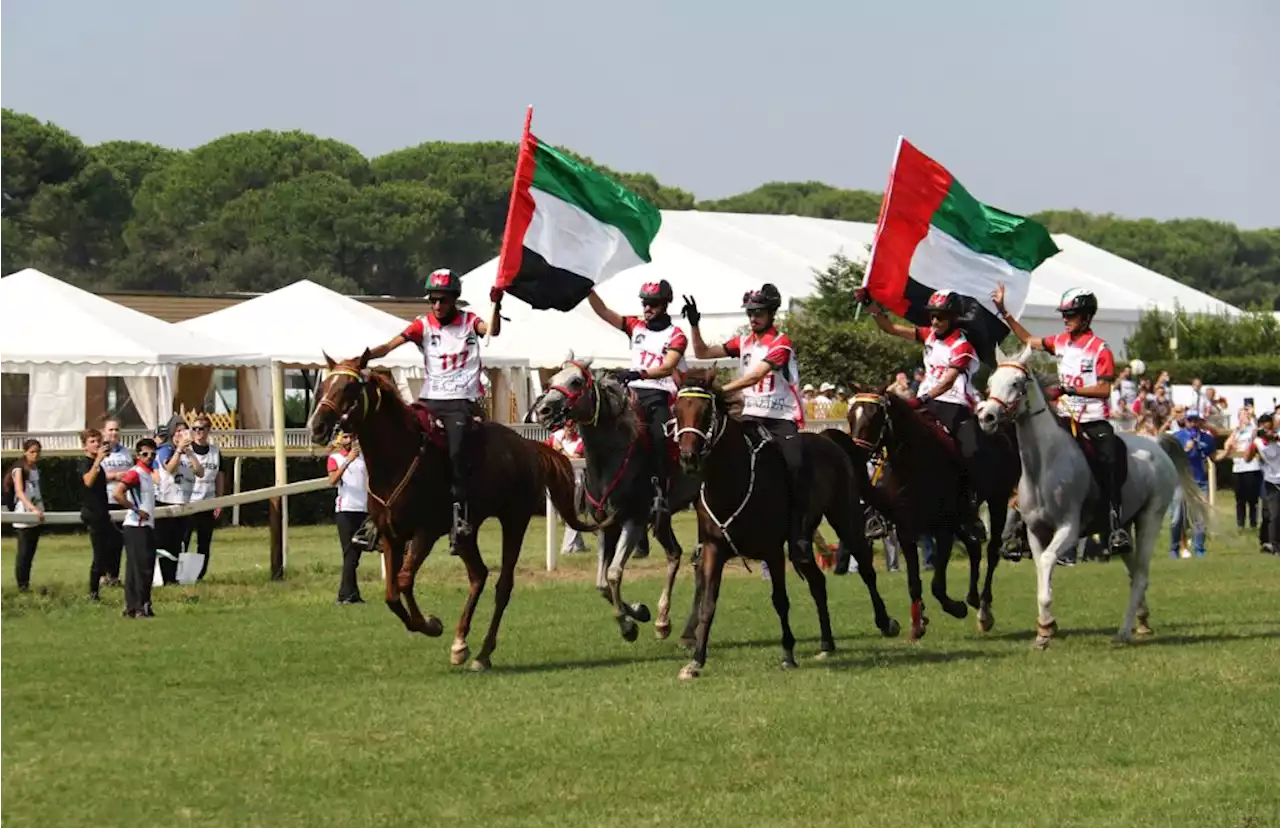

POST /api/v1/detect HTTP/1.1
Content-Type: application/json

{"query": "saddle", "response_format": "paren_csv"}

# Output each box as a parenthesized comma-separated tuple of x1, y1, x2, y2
(912, 407, 960, 461)
(409, 401, 487, 450)
(1054, 414, 1129, 533)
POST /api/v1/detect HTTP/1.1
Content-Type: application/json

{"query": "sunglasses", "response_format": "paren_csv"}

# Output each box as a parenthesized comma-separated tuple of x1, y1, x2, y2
(193, 426, 209, 432)
(427, 295, 453, 305)
(641, 300, 663, 308)
(138, 451, 155, 458)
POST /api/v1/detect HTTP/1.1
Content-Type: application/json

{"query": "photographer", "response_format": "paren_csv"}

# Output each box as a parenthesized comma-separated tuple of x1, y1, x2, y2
(78, 428, 117, 602)
(1245, 413, 1280, 554)
(154, 418, 204, 584)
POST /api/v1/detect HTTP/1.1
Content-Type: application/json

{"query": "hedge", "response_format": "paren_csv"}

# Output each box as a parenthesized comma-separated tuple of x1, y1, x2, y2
(1141, 357, 1280, 386)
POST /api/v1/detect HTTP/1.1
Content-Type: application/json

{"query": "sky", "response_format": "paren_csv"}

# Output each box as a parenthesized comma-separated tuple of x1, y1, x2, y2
(2, 0, 1276, 228)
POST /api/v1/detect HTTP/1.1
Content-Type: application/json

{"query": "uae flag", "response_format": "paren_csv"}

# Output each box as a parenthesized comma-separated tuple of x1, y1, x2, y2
(864, 137, 1060, 366)
(494, 108, 661, 311)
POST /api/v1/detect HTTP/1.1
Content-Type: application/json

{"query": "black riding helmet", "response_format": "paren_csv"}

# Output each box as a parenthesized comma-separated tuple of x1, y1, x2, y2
(639, 280, 673, 304)
(743, 283, 783, 311)
(1057, 288, 1098, 317)
(926, 289, 963, 316)
(425, 268, 462, 296)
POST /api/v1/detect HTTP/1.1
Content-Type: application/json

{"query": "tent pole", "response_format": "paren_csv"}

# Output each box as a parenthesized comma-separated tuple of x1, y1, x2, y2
(269, 360, 288, 579)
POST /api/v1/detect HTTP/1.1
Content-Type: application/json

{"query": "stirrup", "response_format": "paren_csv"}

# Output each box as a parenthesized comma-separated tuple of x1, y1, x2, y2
(864, 509, 889, 540)
(649, 476, 670, 518)
(352, 518, 380, 552)
(1108, 525, 1132, 555)
(449, 503, 472, 556)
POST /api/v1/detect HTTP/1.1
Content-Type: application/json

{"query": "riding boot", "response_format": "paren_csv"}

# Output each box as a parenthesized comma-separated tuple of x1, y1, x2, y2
(351, 517, 380, 553)
(958, 470, 988, 542)
(650, 475, 670, 521)
(449, 501, 472, 556)
(787, 487, 812, 574)
(1106, 474, 1132, 555)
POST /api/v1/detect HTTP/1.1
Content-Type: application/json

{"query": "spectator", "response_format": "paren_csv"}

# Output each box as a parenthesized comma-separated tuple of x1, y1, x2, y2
(1222, 408, 1261, 531)
(549, 421, 586, 555)
(186, 415, 223, 581)
(829, 388, 850, 420)
(7, 439, 44, 592)
(1169, 411, 1214, 559)
(155, 418, 204, 584)
(78, 428, 116, 602)
(910, 368, 925, 394)
(1189, 377, 1211, 418)
(1156, 370, 1172, 391)
(801, 384, 817, 420)
(813, 383, 835, 419)
(888, 373, 913, 399)
(114, 438, 158, 618)
(1117, 365, 1139, 411)
(98, 418, 132, 584)
(1135, 413, 1160, 438)
(1164, 404, 1186, 434)
(1244, 413, 1280, 554)
(1147, 385, 1172, 425)
(328, 432, 368, 604)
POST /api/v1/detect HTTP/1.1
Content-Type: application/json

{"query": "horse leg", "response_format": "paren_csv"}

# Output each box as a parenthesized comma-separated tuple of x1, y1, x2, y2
(596, 524, 618, 604)
(835, 512, 899, 638)
(398, 529, 444, 637)
(1116, 507, 1159, 643)
(977, 501, 1006, 633)
(471, 515, 528, 671)
(963, 528, 983, 609)
(794, 552, 836, 657)
(654, 513, 683, 641)
(896, 528, 928, 641)
(450, 538, 489, 666)
(930, 530, 969, 619)
(767, 549, 798, 669)
(382, 537, 413, 631)
(679, 540, 727, 680)
(606, 518, 645, 643)
(679, 542, 706, 649)
(1032, 522, 1078, 649)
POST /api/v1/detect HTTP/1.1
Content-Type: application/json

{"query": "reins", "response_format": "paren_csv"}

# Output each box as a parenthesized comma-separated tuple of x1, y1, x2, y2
(675, 386, 760, 559)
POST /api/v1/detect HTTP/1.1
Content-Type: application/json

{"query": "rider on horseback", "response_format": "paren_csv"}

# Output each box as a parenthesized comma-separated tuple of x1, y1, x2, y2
(991, 282, 1132, 555)
(866, 289, 988, 541)
(684, 284, 813, 572)
(362, 268, 502, 554)
(585, 280, 688, 517)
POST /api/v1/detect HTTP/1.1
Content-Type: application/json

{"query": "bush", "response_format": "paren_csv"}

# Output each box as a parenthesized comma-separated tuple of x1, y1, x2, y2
(1126, 306, 1278, 360)
(1142, 357, 1280, 387)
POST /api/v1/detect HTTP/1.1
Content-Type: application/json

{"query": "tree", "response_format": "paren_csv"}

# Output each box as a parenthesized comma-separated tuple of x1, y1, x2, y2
(1124, 305, 1279, 361)
(698, 181, 881, 222)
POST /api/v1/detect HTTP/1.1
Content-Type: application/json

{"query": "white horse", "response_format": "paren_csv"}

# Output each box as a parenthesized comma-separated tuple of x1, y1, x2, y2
(976, 347, 1207, 648)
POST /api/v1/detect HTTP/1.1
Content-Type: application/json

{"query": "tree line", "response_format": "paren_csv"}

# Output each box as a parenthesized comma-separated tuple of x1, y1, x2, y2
(3, 109, 1277, 310)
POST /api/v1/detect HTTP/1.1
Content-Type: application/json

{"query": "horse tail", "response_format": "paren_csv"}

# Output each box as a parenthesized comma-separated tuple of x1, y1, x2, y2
(1157, 432, 1211, 530)
(533, 441, 598, 533)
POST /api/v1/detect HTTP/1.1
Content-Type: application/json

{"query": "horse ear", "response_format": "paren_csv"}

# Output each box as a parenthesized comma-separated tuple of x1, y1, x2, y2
(323, 351, 335, 370)
(564, 349, 575, 364)
(358, 348, 373, 370)
(581, 357, 594, 369)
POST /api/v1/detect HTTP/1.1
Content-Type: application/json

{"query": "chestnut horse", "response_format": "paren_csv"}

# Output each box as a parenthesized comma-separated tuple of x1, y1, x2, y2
(309, 353, 591, 671)
(842, 390, 1020, 639)
(671, 370, 899, 680)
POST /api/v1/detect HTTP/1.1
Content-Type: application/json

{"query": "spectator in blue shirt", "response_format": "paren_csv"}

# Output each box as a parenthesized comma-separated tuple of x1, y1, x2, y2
(1170, 410, 1215, 558)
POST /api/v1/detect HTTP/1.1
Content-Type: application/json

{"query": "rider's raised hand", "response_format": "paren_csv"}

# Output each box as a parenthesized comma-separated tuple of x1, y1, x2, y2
(991, 282, 1007, 311)
(854, 287, 871, 306)
(680, 295, 701, 327)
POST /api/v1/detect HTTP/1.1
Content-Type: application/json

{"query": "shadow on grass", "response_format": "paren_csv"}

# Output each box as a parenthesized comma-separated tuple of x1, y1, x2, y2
(985, 620, 1280, 646)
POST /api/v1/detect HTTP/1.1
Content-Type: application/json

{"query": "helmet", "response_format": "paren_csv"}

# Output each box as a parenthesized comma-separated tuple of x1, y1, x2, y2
(743, 283, 783, 311)
(926, 289, 962, 316)
(1057, 288, 1097, 317)
(425, 268, 462, 296)
(639, 280, 673, 304)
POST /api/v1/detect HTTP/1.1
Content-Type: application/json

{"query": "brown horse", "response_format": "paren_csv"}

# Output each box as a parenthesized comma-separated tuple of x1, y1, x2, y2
(671, 369, 899, 680)
(309, 352, 591, 671)
(842, 389, 1020, 639)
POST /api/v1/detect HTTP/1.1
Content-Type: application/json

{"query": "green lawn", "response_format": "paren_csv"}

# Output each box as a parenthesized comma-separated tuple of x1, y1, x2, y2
(3, 503, 1278, 827)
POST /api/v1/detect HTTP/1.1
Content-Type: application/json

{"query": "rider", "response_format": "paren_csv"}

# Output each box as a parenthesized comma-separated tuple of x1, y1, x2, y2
(991, 282, 1132, 555)
(684, 284, 812, 572)
(585, 281, 688, 516)
(362, 268, 502, 553)
(865, 289, 987, 540)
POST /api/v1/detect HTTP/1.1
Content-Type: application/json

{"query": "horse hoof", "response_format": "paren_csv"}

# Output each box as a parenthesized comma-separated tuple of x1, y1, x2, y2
(881, 618, 901, 638)
(1112, 632, 1134, 645)
(450, 642, 470, 666)
(813, 648, 833, 661)
(469, 657, 491, 672)
(1033, 635, 1052, 651)
(978, 611, 995, 634)
(781, 658, 798, 670)
(654, 622, 672, 641)
(1135, 623, 1154, 638)
(630, 603, 652, 624)
(621, 622, 639, 643)
(678, 662, 702, 681)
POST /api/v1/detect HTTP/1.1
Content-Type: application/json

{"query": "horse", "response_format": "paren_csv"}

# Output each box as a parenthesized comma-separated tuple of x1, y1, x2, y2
(671, 369, 899, 680)
(308, 352, 592, 670)
(976, 347, 1208, 648)
(841, 389, 1021, 639)
(531, 357, 699, 642)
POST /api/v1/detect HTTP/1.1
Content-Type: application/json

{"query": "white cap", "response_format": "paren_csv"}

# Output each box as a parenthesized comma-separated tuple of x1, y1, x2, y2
(803, 383, 815, 392)
(820, 382, 836, 392)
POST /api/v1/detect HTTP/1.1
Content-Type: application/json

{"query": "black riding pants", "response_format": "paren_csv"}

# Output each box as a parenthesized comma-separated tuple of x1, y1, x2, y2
(122, 525, 156, 614)
(155, 505, 187, 584)
(424, 398, 476, 504)
(925, 399, 983, 495)
(335, 510, 367, 601)
(634, 388, 672, 488)
(743, 416, 808, 538)
(185, 509, 217, 580)
(1079, 420, 1122, 515)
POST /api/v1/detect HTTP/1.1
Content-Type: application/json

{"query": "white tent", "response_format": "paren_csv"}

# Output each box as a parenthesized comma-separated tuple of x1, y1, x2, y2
(461, 211, 1243, 365)
(178, 280, 531, 422)
(0, 269, 265, 431)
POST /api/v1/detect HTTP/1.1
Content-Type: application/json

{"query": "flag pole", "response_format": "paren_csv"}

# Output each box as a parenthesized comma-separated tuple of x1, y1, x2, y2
(488, 105, 534, 347)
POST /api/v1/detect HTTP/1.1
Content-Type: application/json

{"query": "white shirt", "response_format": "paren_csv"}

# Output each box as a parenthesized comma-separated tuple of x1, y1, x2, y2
(403, 311, 484, 401)
(190, 444, 222, 501)
(156, 445, 198, 504)
(10, 467, 42, 528)
(724, 328, 803, 424)
(1231, 425, 1261, 473)
(118, 463, 157, 528)
(1255, 437, 1280, 485)
(101, 443, 134, 486)
(330, 451, 369, 513)
(919, 328, 979, 409)
(623, 317, 688, 395)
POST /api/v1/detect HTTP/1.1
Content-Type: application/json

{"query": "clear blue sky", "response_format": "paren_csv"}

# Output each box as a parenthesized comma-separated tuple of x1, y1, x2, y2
(3, 0, 1276, 227)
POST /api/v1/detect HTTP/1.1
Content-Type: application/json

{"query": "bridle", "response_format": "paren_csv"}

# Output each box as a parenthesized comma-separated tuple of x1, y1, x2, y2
(672, 387, 725, 459)
(543, 360, 603, 427)
(849, 392, 894, 455)
(985, 361, 1048, 421)
(316, 366, 384, 434)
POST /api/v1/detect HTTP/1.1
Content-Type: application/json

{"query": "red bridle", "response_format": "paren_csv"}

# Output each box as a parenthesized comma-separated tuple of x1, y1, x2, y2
(548, 360, 600, 425)
(986, 361, 1031, 417)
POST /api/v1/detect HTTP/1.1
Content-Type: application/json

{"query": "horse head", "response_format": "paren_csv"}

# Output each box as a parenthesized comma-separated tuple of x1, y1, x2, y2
(533, 357, 600, 429)
(845, 384, 895, 454)
(672, 367, 738, 473)
(310, 350, 381, 445)
(978, 346, 1036, 434)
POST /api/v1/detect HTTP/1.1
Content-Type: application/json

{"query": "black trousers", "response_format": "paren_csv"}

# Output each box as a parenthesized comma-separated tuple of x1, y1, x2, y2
(1235, 470, 1262, 529)
(335, 511, 367, 601)
(1263, 482, 1280, 549)
(14, 526, 41, 590)
(425, 398, 475, 504)
(1079, 420, 1123, 517)
(743, 416, 808, 541)
(122, 525, 156, 614)
(634, 388, 672, 489)
(103, 516, 123, 578)
(185, 509, 217, 580)
(155, 505, 187, 584)
(83, 512, 119, 596)
(924, 399, 983, 492)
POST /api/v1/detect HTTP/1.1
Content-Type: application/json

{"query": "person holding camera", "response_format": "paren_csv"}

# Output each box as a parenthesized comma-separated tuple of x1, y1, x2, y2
(78, 428, 118, 602)
(154, 418, 204, 584)
(1245, 413, 1280, 554)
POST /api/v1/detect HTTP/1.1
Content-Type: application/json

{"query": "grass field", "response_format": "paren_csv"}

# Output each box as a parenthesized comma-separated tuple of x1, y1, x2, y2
(3, 501, 1278, 827)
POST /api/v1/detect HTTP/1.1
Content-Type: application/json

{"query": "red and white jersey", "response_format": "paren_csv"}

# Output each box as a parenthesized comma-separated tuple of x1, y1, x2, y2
(327, 450, 368, 513)
(550, 429, 584, 458)
(622, 317, 688, 394)
(119, 463, 157, 528)
(916, 327, 979, 409)
(723, 328, 803, 425)
(1045, 330, 1115, 423)
(403, 311, 483, 401)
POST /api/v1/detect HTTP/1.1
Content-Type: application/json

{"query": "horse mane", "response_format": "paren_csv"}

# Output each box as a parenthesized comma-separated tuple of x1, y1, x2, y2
(594, 370, 641, 441)
(364, 369, 416, 430)
(680, 368, 744, 418)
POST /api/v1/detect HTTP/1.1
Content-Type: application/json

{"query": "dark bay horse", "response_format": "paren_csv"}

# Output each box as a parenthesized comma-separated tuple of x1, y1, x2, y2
(309, 353, 591, 671)
(532, 358, 699, 642)
(843, 390, 1020, 639)
(671, 370, 899, 680)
